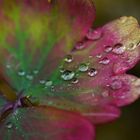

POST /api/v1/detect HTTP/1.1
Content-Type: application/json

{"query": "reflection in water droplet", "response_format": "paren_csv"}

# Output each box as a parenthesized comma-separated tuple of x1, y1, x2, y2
(78, 63, 89, 72)
(112, 43, 125, 54)
(45, 80, 53, 87)
(86, 28, 102, 40)
(5, 122, 13, 129)
(61, 70, 75, 81)
(71, 78, 79, 84)
(110, 79, 122, 90)
(26, 74, 33, 80)
(64, 55, 73, 63)
(99, 57, 110, 65)
(88, 68, 98, 77)
(75, 42, 85, 50)
(104, 45, 113, 53)
(18, 70, 26, 76)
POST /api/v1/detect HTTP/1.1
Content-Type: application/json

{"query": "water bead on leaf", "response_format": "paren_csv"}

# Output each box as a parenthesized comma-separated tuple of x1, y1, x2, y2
(18, 70, 26, 76)
(104, 45, 113, 53)
(99, 57, 110, 65)
(112, 43, 126, 55)
(5, 122, 13, 129)
(64, 55, 73, 63)
(88, 68, 98, 77)
(61, 70, 75, 81)
(78, 63, 89, 72)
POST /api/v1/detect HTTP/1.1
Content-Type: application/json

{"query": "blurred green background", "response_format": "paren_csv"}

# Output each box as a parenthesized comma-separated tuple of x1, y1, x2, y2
(93, 0, 140, 140)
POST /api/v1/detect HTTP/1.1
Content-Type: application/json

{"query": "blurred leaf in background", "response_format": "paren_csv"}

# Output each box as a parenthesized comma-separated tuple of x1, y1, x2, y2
(94, 0, 140, 140)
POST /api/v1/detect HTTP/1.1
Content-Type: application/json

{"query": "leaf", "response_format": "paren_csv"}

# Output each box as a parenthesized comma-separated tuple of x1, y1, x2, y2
(0, 106, 95, 140)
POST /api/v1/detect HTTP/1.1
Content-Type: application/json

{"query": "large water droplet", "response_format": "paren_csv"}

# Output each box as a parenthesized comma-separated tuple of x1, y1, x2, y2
(86, 28, 102, 40)
(104, 45, 113, 53)
(88, 68, 98, 77)
(18, 70, 26, 76)
(64, 55, 73, 63)
(110, 79, 122, 90)
(71, 78, 79, 84)
(75, 42, 85, 50)
(61, 70, 75, 81)
(112, 43, 125, 55)
(78, 63, 89, 72)
(99, 57, 110, 65)
(5, 122, 13, 129)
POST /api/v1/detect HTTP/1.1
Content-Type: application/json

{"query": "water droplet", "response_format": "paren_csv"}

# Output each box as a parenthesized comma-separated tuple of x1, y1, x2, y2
(127, 42, 139, 51)
(45, 80, 53, 87)
(75, 42, 85, 50)
(18, 70, 25, 76)
(6, 64, 11, 69)
(102, 91, 109, 97)
(78, 63, 89, 72)
(104, 45, 113, 53)
(61, 70, 75, 81)
(26, 74, 33, 80)
(39, 80, 46, 84)
(86, 28, 102, 40)
(112, 43, 125, 54)
(96, 54, 102, 59)
(71, 78, 79, 84)
(5, 122, 13, 129)
(99, 57, 110, 65)
(110, 79, 122, 90)
(33, 70, 39, 74)
(64, 55, 73, 63)
(88, 68, 98, 77)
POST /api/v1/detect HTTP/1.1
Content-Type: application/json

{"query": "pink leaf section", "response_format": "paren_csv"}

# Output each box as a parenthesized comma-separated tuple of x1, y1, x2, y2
(39, 16, 140, 124)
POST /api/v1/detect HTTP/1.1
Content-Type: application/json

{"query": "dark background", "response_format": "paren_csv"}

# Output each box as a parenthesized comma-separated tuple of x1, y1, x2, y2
(93, 0, 140, 140)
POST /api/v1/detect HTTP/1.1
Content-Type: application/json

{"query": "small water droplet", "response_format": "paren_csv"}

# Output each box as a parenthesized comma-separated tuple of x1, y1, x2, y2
(71, 78, 79, 84)
(104, 45, 113, 53)
(61, 70, 75, 81)
(26, 74, 34, 80)
(75, 42, 85, 50)
(33, 70, 39, 74)
(45, 80, 53, 87)
(127, 42, 139, 51)
(18, 70, 26, 76)
(86, 28, 102, 40)
(110, 79, 122, 90)
(96, 54, 102, 59)
(39, 80, 46, 84)
(5, 122, 13, 129)
(99, 57, 110, 65)
(112, 43, 125, 55)
(64, 55, 73, 63)
(78, 63, 89, 72)
(88, 68, 98, 77)
(6, 64, 11, 69)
